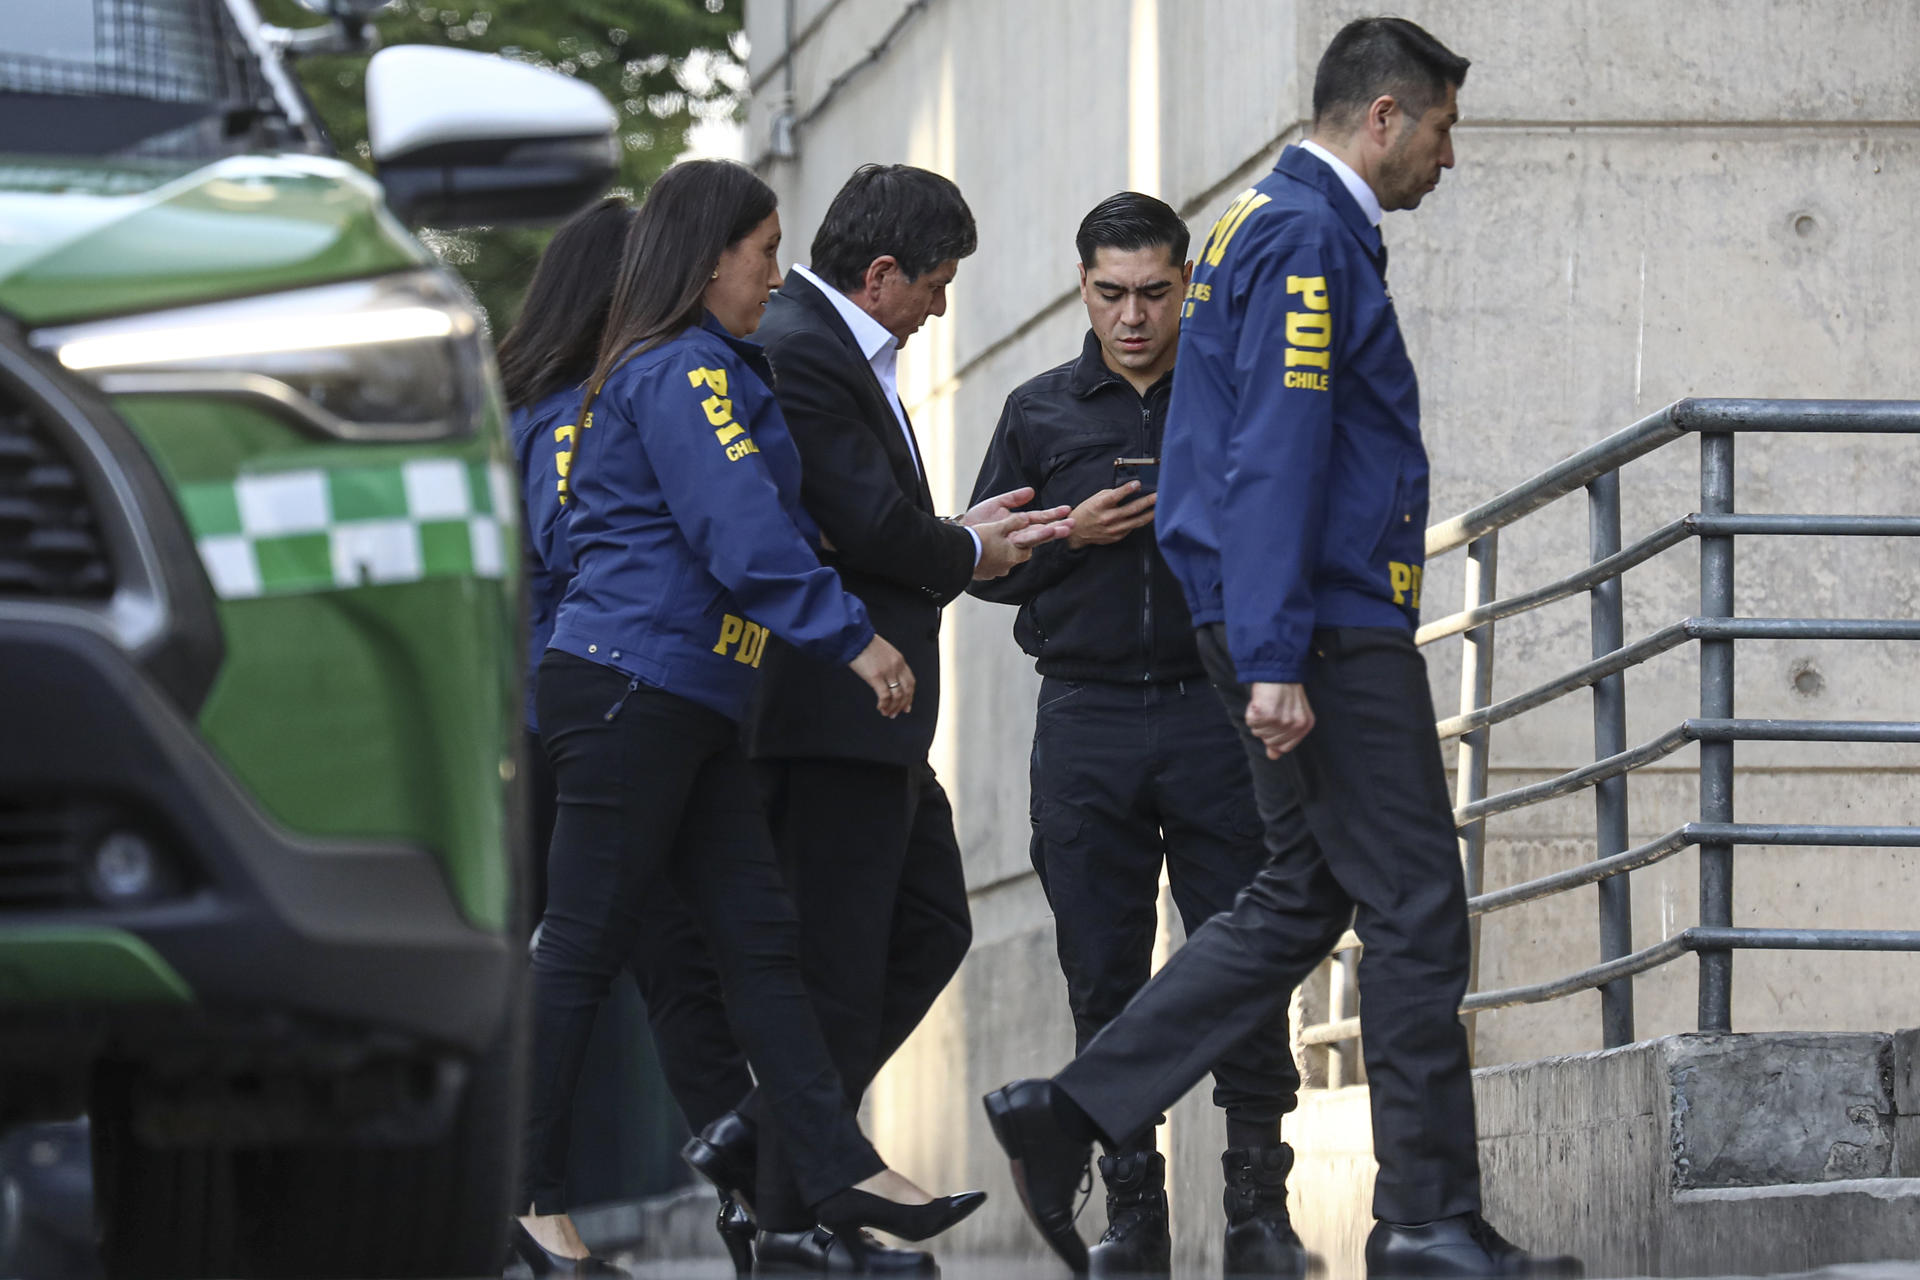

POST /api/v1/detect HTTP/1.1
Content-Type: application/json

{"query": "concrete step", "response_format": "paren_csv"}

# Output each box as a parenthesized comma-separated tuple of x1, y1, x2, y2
(1669, 1178, 1920, 1275)
(601, 1032, 1920, 1278)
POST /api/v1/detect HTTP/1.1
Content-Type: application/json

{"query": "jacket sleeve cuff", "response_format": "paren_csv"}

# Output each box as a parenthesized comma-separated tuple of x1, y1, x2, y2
(1233, 662, 1305, 684)
(835, 619, 877, 668)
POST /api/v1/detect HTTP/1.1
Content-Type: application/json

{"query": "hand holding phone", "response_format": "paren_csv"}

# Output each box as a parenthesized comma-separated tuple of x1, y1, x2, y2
(1067, 458, 1159, 549)
(1112, 456, 1160, 496)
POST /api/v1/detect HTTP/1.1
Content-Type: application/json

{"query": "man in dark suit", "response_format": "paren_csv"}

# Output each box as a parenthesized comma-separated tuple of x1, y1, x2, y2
(742, 164, 1073, 1274)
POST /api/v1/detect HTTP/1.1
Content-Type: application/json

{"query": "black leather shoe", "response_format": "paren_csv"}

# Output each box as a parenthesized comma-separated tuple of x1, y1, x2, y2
(1087, 1151, 1169, 1277)
(1222, 1146, 1311, 1279)
(1365, 1214, 1582, 1278)
(685, 1111, 762, 1211)
(982, 1079, 1093, 1273)
(507, 1219, 631, 1278)
(719, 1194, 757, 1278)
(813, 1187, 986, 1243)
(753, 1225, 938, 1274)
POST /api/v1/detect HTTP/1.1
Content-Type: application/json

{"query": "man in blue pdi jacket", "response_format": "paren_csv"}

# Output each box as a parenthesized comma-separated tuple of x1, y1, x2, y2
(967, 192, 1306, 1279)
(983, 19, 1583, 1279)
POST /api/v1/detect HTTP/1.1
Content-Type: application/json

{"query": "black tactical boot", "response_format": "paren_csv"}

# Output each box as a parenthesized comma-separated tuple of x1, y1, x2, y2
(1087, 1151, 1171, 1277)
(1222, 1145, 1311, 1279)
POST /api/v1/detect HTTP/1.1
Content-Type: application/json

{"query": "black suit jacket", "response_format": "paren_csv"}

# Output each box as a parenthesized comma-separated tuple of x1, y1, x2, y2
(746, 269, 976, 765)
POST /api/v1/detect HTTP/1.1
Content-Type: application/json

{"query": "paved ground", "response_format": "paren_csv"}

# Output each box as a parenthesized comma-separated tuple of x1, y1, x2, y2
(611, 1257, 1920, 1280)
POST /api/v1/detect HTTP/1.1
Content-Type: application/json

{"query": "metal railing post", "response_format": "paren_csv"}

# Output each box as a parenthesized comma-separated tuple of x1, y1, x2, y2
(1588, 471, 1636, 1046)
(1698, 433, 1737, 1031)
(1455, 531, 1499, 1060)
(1327, 949, 1357, 1087)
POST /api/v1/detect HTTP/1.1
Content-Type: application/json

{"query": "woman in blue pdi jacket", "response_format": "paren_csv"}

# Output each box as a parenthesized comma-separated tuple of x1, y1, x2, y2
(496, 195, 761, 1276)
(514, 161, 984, 1274)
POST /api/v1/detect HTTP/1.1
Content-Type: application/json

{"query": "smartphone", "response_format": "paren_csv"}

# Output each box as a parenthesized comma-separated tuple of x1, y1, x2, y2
(1113, 456, 1160, 496)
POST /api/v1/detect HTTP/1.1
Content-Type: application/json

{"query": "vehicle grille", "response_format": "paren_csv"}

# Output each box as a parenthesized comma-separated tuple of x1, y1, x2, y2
(0, 384, 111, 598)
(0, 800, 90, 909)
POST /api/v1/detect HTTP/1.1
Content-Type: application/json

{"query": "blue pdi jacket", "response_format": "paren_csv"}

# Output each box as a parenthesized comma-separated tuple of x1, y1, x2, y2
(1158, 145, 1429, 684)
(510, 382, 583, 731)
(548, 313, 875, 722)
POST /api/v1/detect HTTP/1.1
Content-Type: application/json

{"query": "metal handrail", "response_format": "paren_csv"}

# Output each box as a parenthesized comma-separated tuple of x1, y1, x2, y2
(1434, 618, 1920, 741)
(1305, 397, 1920, 1069)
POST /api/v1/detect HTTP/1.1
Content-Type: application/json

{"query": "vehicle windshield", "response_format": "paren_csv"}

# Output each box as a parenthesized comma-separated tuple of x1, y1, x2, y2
(0, 0, 302, 160)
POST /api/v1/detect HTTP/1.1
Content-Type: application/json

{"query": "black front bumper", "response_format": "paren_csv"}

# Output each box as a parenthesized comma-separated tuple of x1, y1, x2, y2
(0, 619, 514, 1057)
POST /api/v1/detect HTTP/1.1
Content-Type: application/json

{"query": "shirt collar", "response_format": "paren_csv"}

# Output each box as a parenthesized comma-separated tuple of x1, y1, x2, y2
(1299, 139, 1383, 227)
(1070, 329, 1172, 401)
(793, 263, 898, 364)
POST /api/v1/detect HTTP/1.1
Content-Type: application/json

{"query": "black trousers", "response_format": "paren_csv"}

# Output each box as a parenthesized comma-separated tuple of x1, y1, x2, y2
(1055, 626, 1482, 1224)
(748, 758, 974, 1232)
(1030, 676, 1298, 1149)
(525, 652, 881, 1214)
(525, 728, 751, 1136)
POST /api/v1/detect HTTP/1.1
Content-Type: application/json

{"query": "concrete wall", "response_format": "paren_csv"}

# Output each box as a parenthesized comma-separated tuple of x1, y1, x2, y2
(741, 0, 1920, 1259)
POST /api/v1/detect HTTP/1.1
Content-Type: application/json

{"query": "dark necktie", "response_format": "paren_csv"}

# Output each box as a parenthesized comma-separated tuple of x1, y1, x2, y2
(1374, 229, 1389, 284)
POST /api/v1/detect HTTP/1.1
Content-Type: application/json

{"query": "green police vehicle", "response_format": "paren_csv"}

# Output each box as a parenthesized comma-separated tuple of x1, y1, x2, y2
(0, 0, 617, 1273)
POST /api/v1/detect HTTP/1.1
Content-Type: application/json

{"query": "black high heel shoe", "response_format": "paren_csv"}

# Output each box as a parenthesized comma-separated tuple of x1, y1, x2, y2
(716, 1193, 756, 1278)
(507, 1218, 631, 1278)
(813, 1186, 987, 1243)
(682, 1110, 760, 1212)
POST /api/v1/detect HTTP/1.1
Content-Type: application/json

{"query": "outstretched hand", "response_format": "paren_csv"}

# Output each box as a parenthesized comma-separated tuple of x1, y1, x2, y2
(963, 486, 1038, 528)
(972, 505, 1074, 579)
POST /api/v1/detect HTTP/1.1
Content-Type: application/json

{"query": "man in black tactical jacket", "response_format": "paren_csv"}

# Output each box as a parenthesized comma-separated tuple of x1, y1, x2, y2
(966, 192, 1306, 1280)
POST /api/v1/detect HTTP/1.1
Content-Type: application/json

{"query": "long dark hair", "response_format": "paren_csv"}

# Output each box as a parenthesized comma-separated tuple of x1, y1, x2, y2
(495, 196, 637, 410)
(588, 160, 778, 392)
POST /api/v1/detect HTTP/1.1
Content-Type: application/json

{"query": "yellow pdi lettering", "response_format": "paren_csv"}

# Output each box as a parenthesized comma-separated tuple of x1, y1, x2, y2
(1285, 311, 1331, 348)
(702, 395, 734, 427)
(1288, 276, 1329, 311)
(1284, 275, 1333, 373)
(554, 421, 577, 504)
(1388, 562, 1424, 608)
(712, 613, 768, 667)
(688, 366, 729, 396)
(1201, 189, 1272, 266)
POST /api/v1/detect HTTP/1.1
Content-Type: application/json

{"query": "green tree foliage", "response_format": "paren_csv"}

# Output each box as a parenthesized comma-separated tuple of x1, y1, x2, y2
(258, 0, 745, 330)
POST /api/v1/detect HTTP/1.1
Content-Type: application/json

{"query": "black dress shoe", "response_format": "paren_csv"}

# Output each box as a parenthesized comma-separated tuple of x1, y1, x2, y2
(813, 1187, 986, 1243)
(753, 1225, 938, 1274)
(507, 1219, 631, 1278)
(685, 1110, 762, 1210)
(1365, 1214, 1582, 1278)
(982, 1079, 1093, 1273)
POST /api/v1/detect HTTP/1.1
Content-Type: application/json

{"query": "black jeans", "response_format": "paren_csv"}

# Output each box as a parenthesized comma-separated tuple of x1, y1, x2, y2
(747, 758, 974, 1232)
(525, 728, 751, 1136)
(1030, 676, 1298, 1150)
(1055, 626, 1481, 1224)
(524, 652, 881, 1213)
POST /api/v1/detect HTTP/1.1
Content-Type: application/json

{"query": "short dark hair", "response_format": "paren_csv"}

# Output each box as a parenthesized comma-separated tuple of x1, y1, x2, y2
(1312, 17, 1469, 130)
(496, 196, 635, 410)
(1075, 192, 1189, 269)
(589, 160, 777, 391)
(809, 164, 977, 293)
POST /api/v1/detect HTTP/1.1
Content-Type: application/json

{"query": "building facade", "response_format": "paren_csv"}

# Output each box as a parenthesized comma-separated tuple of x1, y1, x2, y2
(741, 0, 1920, 1261)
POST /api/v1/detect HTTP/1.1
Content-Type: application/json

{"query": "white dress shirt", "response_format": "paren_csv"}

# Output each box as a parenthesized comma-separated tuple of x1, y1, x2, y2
(1299, 139, 1384, 229)
(790, 263, 981, 565)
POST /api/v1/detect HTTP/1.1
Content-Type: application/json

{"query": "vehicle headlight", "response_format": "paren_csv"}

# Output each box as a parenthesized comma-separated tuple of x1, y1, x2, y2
(30, 270, 489, 442)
